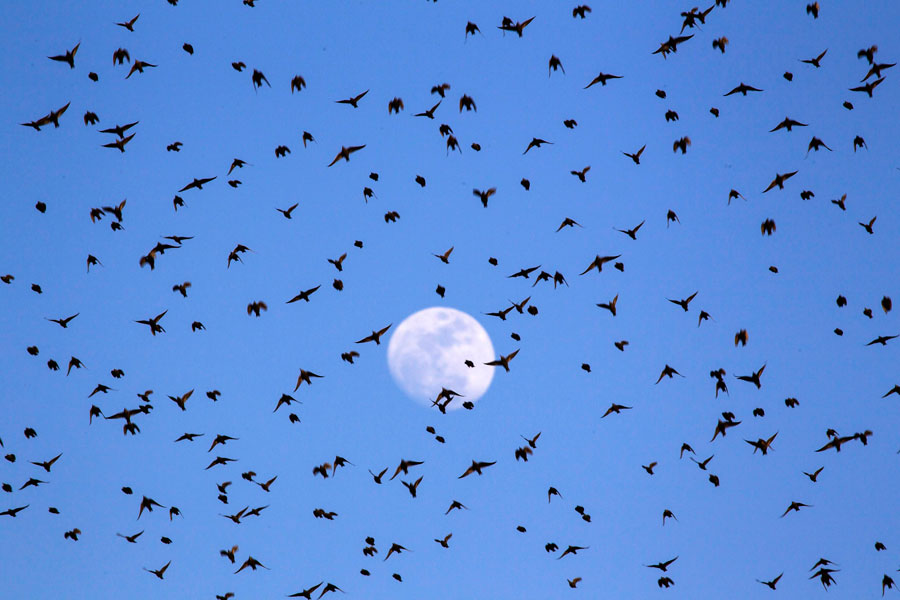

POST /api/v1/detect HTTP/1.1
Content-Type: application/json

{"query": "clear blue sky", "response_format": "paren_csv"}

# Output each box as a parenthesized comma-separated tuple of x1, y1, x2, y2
(2, 1, 899, 598)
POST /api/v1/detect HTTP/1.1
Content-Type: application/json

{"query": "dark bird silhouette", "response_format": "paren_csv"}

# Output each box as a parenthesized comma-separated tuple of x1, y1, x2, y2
(770, 117, 808, 132)
(866, 334, 897, 346)
(571, 166, 590, 182)
(763, 171, 798, 192)
(484, 349, 519, 372)
(327, 145, 365, 167)
(178, 176, 216, 192)
(498, 16, 535, 37)
(558, 545, 588, 559)
(623, 145, 646, 164)
(668, 292, 698, 312)
(585, 72, 622, 88)
(548, 55, 564, 76)
(126, 60, 156, 79)
(356, 324, 392, 345)
(859, 216, 877, 234)
(336, 89, 369, 108)
(572, 5, 591, 18)
(251, 69, 270, 89)
(724, 82, 763, 96)
(116, 14, 140, 31)
(673, 137, 691, 154)
(646, 556, 678, 572)
(48, 42, 80, 69)
(459, 460, 496, 478)
(580, 255, 620, 275)
(801, 49, 827, 68)
(850, 77, 885, 97)
(473, 188, 496, 208)
(781, 501, 812, 517)
(414, 100, 441, 119)
(46, 313, 79, 328)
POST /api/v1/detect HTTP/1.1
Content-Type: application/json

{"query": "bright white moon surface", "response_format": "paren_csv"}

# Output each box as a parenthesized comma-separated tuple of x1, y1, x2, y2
(387, 307, 495, 409)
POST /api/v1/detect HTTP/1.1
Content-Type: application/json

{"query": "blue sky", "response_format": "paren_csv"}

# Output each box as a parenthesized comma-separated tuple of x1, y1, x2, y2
(2, 1, 899, 598)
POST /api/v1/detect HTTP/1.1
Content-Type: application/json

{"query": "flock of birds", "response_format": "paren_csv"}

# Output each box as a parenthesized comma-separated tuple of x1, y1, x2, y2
(3, 1, 900, 598)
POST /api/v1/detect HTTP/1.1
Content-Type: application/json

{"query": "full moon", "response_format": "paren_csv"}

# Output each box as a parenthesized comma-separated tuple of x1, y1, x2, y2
(387, 307, 495, 409)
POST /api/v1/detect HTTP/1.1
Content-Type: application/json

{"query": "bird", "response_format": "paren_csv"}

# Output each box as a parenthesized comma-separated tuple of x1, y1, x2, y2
(801, 49, 828, 67)
(431, 83, 450, 97)
(646, 556, 678, 572)
(144, 560, 171, 579)
(286, 285, 320, 304)
(770, 117, 808, 132)
(433, 247, 453, 263)
(596, 295, 618, 316)
(655, 364, 683, 384)
(558, 545, 589, 559)
(384, 542, 409, 561)
(573, 5, 591, 18)
(668, 292, 698, 312)
(498, 16, 535, 37)
(781, 501, 812, 517)
(473, 188, 496, 208)
(117, 530, 144, 544)
(602, 403, 631, 418)
(673, 137, 691, 154)
(850, 77, 885, 97)
(234, 555, 269, 573)
(178, 176, 216, 192)
(757, 573, 783, 590)
(724, 82, 763, 96)
(116, 14, 140, 31)
(585, 72, 622, 88)
(484, 350, 519, 372)
(548, 55, 564, 76)
(276, 203, 299, 219)
(523, 137, 552, 154)
(251, 69, 270, 89)
(135, 310, 167, 336)
(327, 145, 366, 166)
(763, 171, 798, 192)
(414, 100, 441, 119)
(580, 255, 620, 275)
(859, 216, 877, 234)
(336, 90, 369, 108)
(458, 460, 496, 478)
(46, 313, 79, 328)
(126, 60, 157, 79)
(356, 324, 392, 345)
(803, 467, 824, 482)
(246, 301, 267, 317)
(48, 42, 80, 69)
(623, 145, 646, 164)
(866, 334, 897, 346)
(287, 582, 323, 598)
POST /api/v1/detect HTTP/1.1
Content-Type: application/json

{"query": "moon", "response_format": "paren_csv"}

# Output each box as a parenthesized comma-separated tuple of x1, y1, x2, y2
(387, 307, 495, 409)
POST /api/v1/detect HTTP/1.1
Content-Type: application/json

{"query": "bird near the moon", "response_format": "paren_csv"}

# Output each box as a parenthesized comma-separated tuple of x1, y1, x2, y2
(387, 307, 495, 409)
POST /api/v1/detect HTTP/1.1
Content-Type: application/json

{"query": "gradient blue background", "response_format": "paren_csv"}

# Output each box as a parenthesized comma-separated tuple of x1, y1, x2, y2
(2, 1, 899, 598)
